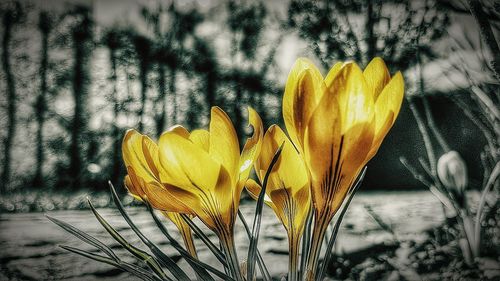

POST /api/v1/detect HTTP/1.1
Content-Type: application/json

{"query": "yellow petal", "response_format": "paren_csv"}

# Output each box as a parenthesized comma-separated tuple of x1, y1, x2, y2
(283, 58, 325, 150)
(268, 187, 294, 229)
(268, 185, 310, 235)
(305, 63, 374, 215)
(239, 107, 264, 185)
(142, 180, 196, 214)
(324, 61, 344, 87)
(168, 125, 191, 139)
(189, 129, 210, 152)
(367, 71, 404, 158)
(245, 178, 276, 210)
(209, 107, 240, 183)
(260, 125, 308, 195)
(142, 135, 160, 179)
(366, 112, 394, 160)
(375, 71, 404, 127)
(124, 168, 144, 201)
(157, 131, 221, 192)
(213, 163, 237, 225)
(333, 63, 377, 209)
(329, 62, 374, 133)
(290, 185, 311, 235)
(122, 130, 157, 183)
(255, 126, 278, 181)
(252, 125, 311, 235)
(363, 57, 391, 99)
(303, 86, 342, 210)
(335, 63, 375, 176)
(162, 212, 197, 257)
(125, 165, 192, 214)
(336, 122, 374, 203)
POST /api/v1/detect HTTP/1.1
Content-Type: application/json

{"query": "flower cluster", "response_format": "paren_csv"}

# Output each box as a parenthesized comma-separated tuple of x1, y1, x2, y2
(122, 57, 404, 280)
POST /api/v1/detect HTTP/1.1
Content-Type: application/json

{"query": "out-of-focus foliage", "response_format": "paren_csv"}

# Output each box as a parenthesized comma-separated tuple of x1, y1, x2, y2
(288, 0, 450, 70)
(0, 0, 283, 191)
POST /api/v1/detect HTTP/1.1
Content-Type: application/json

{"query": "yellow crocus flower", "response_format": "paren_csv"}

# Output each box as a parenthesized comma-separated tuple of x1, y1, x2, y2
(124, 106, 263, 280)
(282, 57, 404, 280)
(245, 124, 310, 281)
(122, 131, 197, 257)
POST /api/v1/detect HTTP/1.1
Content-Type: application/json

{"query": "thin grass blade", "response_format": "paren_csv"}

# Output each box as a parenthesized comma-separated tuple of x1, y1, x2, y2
(219, 240, 230, 276)
(146, 202, 233, 281)
(47, 215, 120, 261)
(60, 245, 161, 281)
(237, 210, 272, 281)
(108, 182, 191, 281)
(364, 205, 395, 236)
(87, 199, 170, 281)
(247, 143, 284, 281)
(316, 166, 367, 281)
(474, 162, 500, 255)
(179, 213, 227, 265)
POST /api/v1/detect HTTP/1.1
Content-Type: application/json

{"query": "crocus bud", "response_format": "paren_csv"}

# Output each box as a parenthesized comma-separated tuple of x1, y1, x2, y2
(437, 151, 468, 193)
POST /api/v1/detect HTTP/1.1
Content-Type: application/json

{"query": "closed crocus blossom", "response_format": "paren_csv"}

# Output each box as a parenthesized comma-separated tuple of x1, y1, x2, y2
(147, 106, 263, 280)
(122, 130, 197, 257)
(246, 125, 310, 281)
(437, 151, 468, 194)
(283, 57, 404, 280)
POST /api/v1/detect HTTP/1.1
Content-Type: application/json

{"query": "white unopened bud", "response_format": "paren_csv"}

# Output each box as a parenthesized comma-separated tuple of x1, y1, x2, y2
(437, 151, 468, 193)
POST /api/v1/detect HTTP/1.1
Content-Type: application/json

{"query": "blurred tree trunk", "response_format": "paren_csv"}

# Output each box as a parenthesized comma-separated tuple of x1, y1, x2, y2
(233, 82, 244, 141)
(155, 64, 167, 137)
(365, 0, 376, 65)
(133, 35, 151, 133)
(109, 44, 121, 186)
(138, 60, 147, 132)
(33, 11, 51, 188)
(68, 7, 93, 190)
(1, 8, 19, 193)
(170, 67, 178, 125)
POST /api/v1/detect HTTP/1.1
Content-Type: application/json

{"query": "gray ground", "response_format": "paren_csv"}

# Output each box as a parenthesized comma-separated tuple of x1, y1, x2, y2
(0, 191, 444, 280)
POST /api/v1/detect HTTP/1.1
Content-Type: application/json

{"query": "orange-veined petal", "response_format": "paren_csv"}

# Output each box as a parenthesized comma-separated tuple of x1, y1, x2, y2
(141, 180, 196, 214)
(122, 129, 157, 183)
(304, 85, 342, 211)
(283, 58, 325, 150)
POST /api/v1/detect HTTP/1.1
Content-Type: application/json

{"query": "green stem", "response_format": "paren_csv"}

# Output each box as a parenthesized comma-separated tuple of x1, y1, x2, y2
(458, 213, 475, 266)
(305, 213, 330, 281)
(288, 232, 300, 281)
(220, 230, 243, 281)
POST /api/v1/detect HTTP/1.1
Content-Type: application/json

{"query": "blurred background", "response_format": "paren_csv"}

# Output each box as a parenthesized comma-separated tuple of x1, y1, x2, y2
(0, 0, 494, 193)
(0, 0, 498, 280)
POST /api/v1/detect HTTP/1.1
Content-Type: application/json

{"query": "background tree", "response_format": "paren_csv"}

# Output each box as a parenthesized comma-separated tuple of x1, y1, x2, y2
(32, 10, 54, 188)
(1, 1, 25, 193)
(187, 37, 219, 128)
(63, 5, 94, 190)
(288, 0, 450, 71)
(102, 27, 128, 187)
(223, 0, 282, 140)
(141, 2, 203, 136)
(131, 34, 152, 133)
